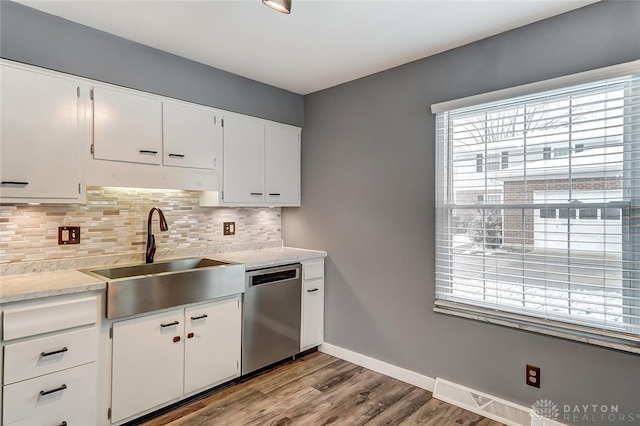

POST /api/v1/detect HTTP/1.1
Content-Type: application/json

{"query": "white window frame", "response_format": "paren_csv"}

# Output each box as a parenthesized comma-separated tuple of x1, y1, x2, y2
(432, 60, 640, 354)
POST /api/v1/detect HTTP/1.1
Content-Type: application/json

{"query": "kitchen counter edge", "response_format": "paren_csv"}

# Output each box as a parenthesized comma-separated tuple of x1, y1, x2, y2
(0, 247, 327, 304)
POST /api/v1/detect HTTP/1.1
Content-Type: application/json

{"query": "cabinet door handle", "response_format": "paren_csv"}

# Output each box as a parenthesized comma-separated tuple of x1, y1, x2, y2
(307, 288, 319, 293)
(40, 384, 67, 396)
(41, 347, 68, 357)
(160, 321, 179, 328)
(187, 332, 195, 339)
(250, 192, 263, 196)
(190, 314, 208, 321)
(139, 150, 158, 155)
(1, 181, 29, 187)
(269, 193, 281, 196)
(173, 336, 181, 342)
(58, 422, 68, 426)
(168, 153, 185, 158)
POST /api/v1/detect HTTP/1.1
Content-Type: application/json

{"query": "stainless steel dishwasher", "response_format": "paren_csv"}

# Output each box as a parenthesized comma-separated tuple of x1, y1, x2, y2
(242, 263, 301, 375)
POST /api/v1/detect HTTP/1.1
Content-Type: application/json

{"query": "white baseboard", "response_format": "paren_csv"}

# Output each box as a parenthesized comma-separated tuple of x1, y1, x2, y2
(318, 342, 436, 391)
(319, 343, 566, 426)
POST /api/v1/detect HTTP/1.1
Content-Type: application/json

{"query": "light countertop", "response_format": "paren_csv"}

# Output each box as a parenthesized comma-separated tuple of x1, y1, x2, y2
(213, 246, 326, 270)
(0, 269, 106, 304)
(0, 246, 326, 304)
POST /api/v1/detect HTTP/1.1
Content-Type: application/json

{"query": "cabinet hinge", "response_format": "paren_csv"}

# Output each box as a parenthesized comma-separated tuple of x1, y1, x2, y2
(108, 408, 111, 420)
(221, 118, 224, 127)
(77, 87, 80, 98)
(78, 183, 82, 195)
(221, 191, 224, 201)
(90, 89, 94, 100)
(109, 327, 113, 339)
(90, 143, 95, 155)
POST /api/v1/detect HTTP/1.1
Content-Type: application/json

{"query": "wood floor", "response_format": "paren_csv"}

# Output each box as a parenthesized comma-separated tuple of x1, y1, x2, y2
(140, 352, 504, 426)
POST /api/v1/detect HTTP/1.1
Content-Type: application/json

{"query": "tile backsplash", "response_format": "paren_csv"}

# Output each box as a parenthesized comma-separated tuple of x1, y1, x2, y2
(0, 187, 281, 264)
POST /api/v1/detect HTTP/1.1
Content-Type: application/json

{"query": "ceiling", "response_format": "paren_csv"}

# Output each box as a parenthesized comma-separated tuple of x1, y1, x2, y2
(16, 0, 599, 95)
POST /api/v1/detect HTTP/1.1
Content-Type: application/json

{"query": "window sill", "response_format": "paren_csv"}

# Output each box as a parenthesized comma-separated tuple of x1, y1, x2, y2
(434, 301, 640, 356)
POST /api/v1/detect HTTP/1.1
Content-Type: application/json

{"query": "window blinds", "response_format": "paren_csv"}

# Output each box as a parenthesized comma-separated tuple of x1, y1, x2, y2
(435, 65, 640, 341)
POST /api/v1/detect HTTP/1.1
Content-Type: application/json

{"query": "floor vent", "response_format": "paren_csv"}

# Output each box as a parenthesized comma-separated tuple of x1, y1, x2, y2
(433, 378, 563, 426)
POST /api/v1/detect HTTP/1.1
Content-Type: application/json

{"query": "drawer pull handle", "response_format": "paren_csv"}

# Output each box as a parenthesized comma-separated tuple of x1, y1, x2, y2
(250, 192, 263, 196)
(269, 193, 281, 196)
(191, 314, 208, 321)
(187, 332, 195, 339)
(168, 153, 185, 158)
(40, 384, 67, 396)
(139, 150, 158, 155)
(1, 181, 29, 187)
(41, 347, 68, 357)
(161, 321, 179, 328)
(307, 288, 319, 293)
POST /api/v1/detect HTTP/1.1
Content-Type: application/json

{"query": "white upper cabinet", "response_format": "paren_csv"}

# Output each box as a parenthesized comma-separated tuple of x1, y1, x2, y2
(162, 101, 222, 171)
(222, 116, 266, 204)
(266, 125, 301, 206)
(0, 62, 86, 203)
(92, 85, 162, 165)
(221, 117, 301, 207)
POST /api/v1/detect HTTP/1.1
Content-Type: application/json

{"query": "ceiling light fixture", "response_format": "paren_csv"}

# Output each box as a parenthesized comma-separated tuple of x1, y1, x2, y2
(262, 0, 291, 14)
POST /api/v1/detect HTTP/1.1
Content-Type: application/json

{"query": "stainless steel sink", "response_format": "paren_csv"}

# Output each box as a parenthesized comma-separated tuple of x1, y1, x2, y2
(83, 258, 245, 319)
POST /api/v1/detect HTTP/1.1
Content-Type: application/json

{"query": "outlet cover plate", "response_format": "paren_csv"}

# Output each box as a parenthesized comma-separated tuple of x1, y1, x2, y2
(223, 222, 235, 236)
(526, 364, 541, 388)
(58, 226, 81, 245)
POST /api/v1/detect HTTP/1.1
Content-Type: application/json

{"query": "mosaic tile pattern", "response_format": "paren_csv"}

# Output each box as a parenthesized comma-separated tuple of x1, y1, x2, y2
(0, 187, 281, 264)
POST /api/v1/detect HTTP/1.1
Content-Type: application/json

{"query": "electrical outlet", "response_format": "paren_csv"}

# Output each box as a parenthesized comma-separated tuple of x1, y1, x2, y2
(58, 226, 81, 245)
(526, 364, 541, 388)
(223, 222, 236, 236)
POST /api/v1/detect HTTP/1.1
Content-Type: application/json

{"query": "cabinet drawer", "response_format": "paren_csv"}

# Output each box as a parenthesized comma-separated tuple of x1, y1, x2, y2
(3, 296, 97, 341)
(4, 327, 97, 385)
(303, 259, 324, 280)
(3, 362, 96, 425)
(5, 396, 95, 426)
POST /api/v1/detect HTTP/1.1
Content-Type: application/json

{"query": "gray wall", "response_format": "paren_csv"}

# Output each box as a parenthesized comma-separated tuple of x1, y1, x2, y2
(0, 1, 303, 127)
(283, 1, 640, 422)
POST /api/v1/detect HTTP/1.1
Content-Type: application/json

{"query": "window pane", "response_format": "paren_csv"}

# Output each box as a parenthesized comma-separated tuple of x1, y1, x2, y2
(603, 208, 621, 220)
(558, 208, 577, 219)
(540, 208, 556, 219)
(579, 208, 597, 219)
(435, 70, 640, 339)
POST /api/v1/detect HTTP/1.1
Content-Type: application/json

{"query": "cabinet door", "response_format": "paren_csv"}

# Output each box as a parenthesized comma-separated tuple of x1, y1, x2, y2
(92, 86, 162, 165)
(184, 297, 241, 394)
(265, 125, 301, 206)
(162, 101, 222, 171)
(0, 64, 83, 201)
(222, 116, 265, 204)
(111, 309, 184, 423)
(301, 260, 325, 350)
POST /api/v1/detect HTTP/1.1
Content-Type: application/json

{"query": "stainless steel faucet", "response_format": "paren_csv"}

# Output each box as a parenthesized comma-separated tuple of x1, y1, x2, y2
(146, 207, 168, 263)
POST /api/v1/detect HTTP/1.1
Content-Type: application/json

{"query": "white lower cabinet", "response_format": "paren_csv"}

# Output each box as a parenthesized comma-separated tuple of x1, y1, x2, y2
(1, 295, 99, 426)
(110, 296, 242, 423)
(301, 259, 325, 351)
(184, 298, 241, 394)
(3, 362, 96, 425)
(110, 309, 184, 423)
